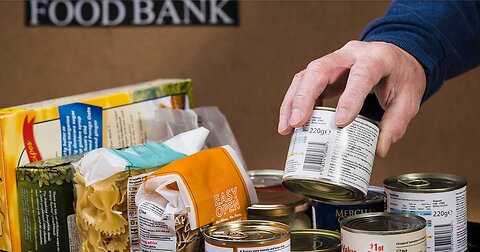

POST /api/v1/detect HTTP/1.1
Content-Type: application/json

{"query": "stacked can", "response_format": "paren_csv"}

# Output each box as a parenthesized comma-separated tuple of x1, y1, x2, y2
(204, 107, 468, 252)
(384, 173, 468, 252)
(281, 107, 427, 251)
(245, 169, 343, 251)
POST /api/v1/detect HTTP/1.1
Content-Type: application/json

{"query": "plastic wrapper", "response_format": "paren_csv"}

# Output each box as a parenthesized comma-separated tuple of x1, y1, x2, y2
(135, 146, 258, 252)
(194, 107, 245, 164)
(73, 128, 208, 252)
(146, 109, 198, 143)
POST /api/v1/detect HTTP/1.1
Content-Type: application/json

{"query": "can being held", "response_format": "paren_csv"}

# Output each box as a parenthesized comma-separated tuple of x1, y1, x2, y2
(341, 212, 426, 252)
(291, 229, 341, 252)
(283, 107, 379, 202)
(312, 186, 384, 231)
(203, 220, 290, 252)
(384, 173, 467, 252)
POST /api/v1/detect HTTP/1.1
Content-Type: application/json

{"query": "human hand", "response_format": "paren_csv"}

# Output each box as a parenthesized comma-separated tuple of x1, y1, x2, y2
(278, 40, 426, 157)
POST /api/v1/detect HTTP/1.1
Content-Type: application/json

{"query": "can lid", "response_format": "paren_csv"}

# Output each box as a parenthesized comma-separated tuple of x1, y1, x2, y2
(248, 169, 284, 188)
(384, 173, 466, 193)
(291, 229, 341, 252)
(341, 212, 426, 235)
(248, 190, 310, 217)
(282, 177, 366, 202)
(203, 220, 290, 245)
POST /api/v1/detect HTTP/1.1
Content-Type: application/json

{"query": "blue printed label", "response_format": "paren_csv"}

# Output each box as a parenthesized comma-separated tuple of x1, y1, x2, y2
(58, 103, 103, 156)
(312, 199, 384, 231)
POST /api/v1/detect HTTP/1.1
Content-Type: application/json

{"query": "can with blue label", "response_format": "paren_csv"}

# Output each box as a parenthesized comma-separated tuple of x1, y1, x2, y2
(311, 186, 384, 231)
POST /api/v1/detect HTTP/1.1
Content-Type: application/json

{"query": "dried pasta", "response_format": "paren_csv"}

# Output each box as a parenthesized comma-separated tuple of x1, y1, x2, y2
(75, 169, 203, 252)
(174, 213, 200, 252)
(74, 171, 131, 252)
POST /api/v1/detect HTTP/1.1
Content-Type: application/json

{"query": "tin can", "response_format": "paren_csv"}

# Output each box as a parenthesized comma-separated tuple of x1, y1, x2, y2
(248, 169, 284, 190)
(291, 229, 340, 251)
(282, 107, 379, 202)
(203, 220, 291, 252)
(248, 188, 311, 229)
(384, 173, 467, 252)
(312, 186, 384, 231)
(341, 212, 426, 252)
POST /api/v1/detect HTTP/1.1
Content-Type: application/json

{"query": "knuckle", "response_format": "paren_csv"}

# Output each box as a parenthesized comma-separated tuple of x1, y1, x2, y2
(306, 59, 327, 74)
(371, 42, 392, 56)
(293, 71, 304, 80)
(343, 40, 361, 49)
(292, 93, 311, 107)
(350, 65, 376, 86)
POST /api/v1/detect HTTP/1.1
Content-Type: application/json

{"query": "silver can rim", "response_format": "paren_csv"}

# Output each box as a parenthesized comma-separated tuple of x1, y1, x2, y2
(282, 176, 367, 202)
(383, 172, 467, 193)
(202, 220, 291, 245)
(248, 169, 284, 188)
(340, 212, 426, 235)
(291, 229, 341, 252)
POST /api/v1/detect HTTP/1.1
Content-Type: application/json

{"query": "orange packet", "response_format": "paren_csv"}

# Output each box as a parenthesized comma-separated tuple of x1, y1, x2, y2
(135, 145, 257, 251)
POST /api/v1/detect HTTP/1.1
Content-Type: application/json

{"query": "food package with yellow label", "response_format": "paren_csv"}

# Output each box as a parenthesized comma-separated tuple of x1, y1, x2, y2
(135, 146, 258, 252)
(73, 127, 208, 252)
(0, 78, 192, 252)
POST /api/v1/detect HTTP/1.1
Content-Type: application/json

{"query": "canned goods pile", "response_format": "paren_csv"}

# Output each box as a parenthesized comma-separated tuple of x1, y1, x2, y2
(194, 106, 468, 252)
(273, 107, 469, 252)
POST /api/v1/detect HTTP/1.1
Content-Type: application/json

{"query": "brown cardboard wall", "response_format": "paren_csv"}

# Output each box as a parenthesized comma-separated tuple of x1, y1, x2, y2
(1, 1, 479, 222)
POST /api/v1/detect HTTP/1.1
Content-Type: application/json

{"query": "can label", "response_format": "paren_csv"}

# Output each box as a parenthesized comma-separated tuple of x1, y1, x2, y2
(284, 109, 378, 196)
(312, 199, 383, 231)
(205, 239, 290, 252)
(341, 228, 426, 252)
(385, 186, 467, 252)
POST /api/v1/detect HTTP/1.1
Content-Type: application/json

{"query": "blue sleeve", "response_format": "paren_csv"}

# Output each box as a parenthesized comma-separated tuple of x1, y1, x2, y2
(358, 1, 480, 121)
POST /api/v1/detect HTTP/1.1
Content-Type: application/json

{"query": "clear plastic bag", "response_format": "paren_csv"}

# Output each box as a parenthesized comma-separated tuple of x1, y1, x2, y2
(194, 107, 246, 166)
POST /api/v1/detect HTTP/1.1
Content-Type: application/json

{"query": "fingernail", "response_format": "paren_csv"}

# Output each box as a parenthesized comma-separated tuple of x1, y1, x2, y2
(289, 109, 303, 126)
(335, 107, 349, 126)
(278, 116, 288, 133)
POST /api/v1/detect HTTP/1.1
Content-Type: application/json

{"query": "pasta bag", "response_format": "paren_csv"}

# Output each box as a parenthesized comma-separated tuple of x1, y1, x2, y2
(135, 146, 258, 252)
(75, 127, 209, 187)
(73, 127, 209, 252)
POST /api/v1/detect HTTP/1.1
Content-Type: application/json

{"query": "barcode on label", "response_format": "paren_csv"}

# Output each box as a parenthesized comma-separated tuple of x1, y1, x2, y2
(303, 142, 328, 172)
(434, 223, 453, 251)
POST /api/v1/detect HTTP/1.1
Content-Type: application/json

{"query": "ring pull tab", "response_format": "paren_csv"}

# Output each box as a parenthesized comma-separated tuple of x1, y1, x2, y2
(211, 231, 248, 240)
(398, 178, 430, 188)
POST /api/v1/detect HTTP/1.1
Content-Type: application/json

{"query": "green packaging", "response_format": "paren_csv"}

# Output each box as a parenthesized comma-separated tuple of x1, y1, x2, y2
(17, 155, 80, 252)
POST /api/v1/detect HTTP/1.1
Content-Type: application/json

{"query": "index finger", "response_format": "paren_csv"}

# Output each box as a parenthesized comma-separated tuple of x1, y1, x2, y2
(289, 51, 353, 127)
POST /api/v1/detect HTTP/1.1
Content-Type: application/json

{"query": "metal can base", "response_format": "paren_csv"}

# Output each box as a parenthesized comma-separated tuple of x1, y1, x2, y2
(282, 177, 366, 203)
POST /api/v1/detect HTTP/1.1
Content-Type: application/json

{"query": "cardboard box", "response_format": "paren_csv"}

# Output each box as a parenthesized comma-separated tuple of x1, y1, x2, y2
(17, 155, 80, 252)
(0, 78, 193, 251)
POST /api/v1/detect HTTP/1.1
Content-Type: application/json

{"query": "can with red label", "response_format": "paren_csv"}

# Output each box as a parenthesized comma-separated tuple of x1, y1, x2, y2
(341, 212, 426, 252)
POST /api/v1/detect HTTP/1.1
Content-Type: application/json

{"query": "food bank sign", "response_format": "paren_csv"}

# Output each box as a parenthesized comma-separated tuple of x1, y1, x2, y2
(26, 0, 238, 26)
